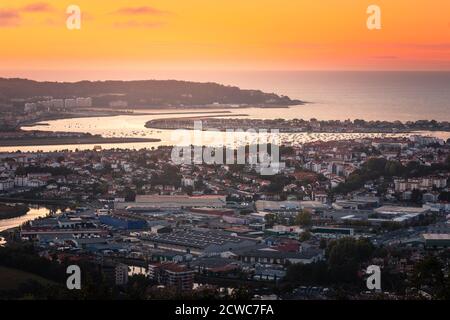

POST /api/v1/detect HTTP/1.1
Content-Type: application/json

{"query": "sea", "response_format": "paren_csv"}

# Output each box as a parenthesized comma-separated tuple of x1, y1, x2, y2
(207, 71, 450, 122)
(1, 71, 449, 153)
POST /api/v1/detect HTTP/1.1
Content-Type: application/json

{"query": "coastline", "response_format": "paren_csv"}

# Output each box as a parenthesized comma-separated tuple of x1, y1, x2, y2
(145, 117, 450, 134)
(19, 109, 231, 127)
(16, 109, 136, 128)
(0, 136, 161, 147)
(3, 105, 448, 153)
(17, 105, 304, 128)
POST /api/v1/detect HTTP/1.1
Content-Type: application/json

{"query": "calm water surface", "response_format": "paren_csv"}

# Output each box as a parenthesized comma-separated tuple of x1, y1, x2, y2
(1, 71, 449, 152)
(0, 207, 53, 233)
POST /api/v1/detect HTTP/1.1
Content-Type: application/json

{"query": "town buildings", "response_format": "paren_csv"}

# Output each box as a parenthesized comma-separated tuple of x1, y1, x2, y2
(1, 133, 449, 298)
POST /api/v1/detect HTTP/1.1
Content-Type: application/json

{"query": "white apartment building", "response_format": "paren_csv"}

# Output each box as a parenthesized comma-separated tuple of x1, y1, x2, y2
(76, 97, 92, 107)
(14, 176, 28, 187)
(64, 99, 77, 108)
(0, 180, 14, 191)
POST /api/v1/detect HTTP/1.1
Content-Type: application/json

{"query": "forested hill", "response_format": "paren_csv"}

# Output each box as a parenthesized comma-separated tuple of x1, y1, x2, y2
(0, 78, 304, 108)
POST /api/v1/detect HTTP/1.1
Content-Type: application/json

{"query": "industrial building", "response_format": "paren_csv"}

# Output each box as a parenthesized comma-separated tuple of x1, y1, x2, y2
(115, 195, 227, 210)
(422, 234, 450, 249)
(311, 226, 355, 237)
(140, 229, 258, 255)
(374, 206, 429, 223)
(99, 214, 147, 230)
(255, 200, 328, 213)
(237, 248, 324, 265)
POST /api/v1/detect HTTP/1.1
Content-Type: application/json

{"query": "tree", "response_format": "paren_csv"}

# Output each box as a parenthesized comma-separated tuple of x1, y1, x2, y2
(438, 191, 450, 202)
(183, 185, 194, 196)
(285, 261, 329, 285)
(326, 238, 374, 284)
(299, 230, 311, 242)
(265, 213, 276, 228)
(125, 275, 155, 300)
(410, 189, 423, 203)
(123, 187, 136, 202)
(295, 210, 312, 227)
(230, 286, 253, 300)
(385, 161, 405, 176)
(319, 238, 327, 249)
(411, 256, 444, 294)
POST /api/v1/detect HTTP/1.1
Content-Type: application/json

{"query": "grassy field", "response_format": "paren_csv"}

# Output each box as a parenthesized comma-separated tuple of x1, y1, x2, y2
(0, 266, 56, 290)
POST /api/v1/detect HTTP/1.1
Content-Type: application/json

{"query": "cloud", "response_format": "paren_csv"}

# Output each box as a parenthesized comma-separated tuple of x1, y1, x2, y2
(0, 3, 57, 27)
(114, 6, 168, 16)
(0, 9, 21, 27)
(113, 21, 165, 29)
(112, 6, 170, 29)
(22, 2, 53, 13)
(0, 10, 19, 19)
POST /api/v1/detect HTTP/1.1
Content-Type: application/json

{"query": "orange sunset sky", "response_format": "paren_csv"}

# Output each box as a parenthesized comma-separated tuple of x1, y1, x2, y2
(1, 0, 450, 80)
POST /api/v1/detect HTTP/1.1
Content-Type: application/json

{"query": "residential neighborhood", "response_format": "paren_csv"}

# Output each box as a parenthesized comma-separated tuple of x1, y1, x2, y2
(1, 134, 449, 299)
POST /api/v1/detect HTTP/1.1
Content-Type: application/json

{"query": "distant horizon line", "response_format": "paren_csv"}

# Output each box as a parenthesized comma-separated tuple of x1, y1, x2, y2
(2, 69, 450, 84)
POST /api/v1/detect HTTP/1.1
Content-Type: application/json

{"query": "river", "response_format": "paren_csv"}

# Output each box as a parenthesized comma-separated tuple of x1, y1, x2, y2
(0, 206, 54, 233)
